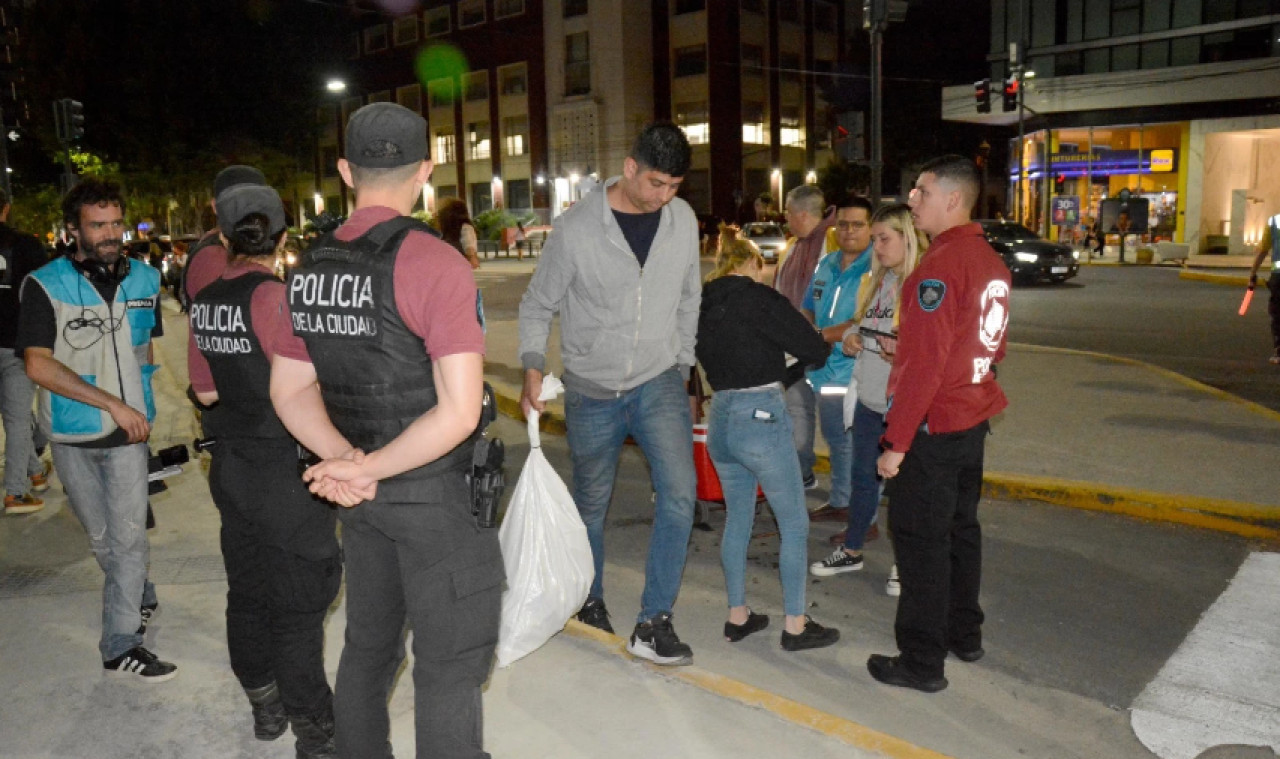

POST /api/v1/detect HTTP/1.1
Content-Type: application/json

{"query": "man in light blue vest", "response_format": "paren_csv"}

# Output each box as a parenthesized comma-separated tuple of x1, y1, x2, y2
(804, 197, 874, 523)
(1248, 214, 1280, 364)
(18, 179, 176, 682)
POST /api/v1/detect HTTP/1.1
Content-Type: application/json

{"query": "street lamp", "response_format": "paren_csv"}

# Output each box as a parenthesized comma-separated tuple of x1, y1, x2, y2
(324, 78, 351, 215)
(326, 78, 347, 94)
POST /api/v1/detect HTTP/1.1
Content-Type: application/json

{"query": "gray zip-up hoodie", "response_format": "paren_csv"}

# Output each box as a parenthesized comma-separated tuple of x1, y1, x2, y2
(518, 176, 701, 397)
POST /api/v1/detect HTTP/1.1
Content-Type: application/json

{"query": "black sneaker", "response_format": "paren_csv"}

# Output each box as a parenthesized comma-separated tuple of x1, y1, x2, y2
(809, 548, 864, 577)
(575, 597, 614, 634)
(866, 654, 947, 692)
(627, 612, 693, 666)
(780, 617, 840, 651)
(103, 646, 177, 683)
(802, 473, 818, 490)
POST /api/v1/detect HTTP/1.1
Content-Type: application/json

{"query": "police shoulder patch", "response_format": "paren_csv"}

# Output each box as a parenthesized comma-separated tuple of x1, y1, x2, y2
(918, 279, 946, 312)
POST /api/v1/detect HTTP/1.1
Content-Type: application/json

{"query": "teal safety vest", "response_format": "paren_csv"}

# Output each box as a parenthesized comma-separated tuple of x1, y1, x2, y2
(26, 256, 160, 443)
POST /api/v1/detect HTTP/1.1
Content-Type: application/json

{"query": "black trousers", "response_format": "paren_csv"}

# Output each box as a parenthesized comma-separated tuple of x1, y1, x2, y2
(1268, 276, 1280, 353)
(209, 438, 341, 718)
(886, 421, 988, 679)
(333, 471, 504, 759)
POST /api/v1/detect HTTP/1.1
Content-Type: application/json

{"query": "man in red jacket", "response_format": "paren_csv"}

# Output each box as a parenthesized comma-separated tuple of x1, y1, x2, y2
(869, 155, 1010, 693)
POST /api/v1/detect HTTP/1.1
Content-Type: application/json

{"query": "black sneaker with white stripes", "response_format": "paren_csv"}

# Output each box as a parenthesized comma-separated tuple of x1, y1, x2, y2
(809, 548, 864, 576)
(626, 612, 693, 666)
(103, 646, 177, 683)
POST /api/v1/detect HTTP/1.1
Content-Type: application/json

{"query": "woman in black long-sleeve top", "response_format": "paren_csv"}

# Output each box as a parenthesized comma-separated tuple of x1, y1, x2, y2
(696, 229, 840, 652)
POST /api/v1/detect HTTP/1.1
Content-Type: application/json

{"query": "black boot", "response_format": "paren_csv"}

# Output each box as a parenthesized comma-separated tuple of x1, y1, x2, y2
(244, 682, 288, 741)
(289, 694, 337, 759)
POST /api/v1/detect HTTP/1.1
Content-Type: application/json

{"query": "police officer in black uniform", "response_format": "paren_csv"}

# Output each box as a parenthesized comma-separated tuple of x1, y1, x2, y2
(189, 185, 342, 758)
(271, 102, 501, 759)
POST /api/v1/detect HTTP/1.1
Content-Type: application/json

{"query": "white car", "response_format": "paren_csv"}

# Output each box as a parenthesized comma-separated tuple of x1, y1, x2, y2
(741, 222, 787, 262)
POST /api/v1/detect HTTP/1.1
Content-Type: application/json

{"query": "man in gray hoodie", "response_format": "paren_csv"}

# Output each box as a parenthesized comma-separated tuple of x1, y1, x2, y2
(518, 122, 701, 666)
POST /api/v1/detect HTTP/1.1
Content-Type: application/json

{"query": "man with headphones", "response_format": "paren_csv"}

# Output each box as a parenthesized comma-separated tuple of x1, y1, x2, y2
(17, 179, 176, 683)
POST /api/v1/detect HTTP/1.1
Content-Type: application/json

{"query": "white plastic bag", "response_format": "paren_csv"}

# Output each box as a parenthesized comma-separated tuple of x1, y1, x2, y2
(495, 374, 594, 667)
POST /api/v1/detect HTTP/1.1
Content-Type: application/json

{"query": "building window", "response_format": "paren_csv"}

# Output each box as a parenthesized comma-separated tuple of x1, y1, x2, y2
(496, 0, 525, 19)
(1111, 0, 1140, 37)
(507, 178, 532, 210)
(425, 6, 451, 37)
(813, 0, 837, 29)
(428, 78, 455, 108)
(465, 71, 489, 102)
(673, 44, 707, 77)
(393, 16, 419, 46)
(459, 0, 486, 28)
(674, 101, 708, 145)
(565, 32, 591, 96)
(396, 84, 422, 113)
(777, 0, 799, 23)
(500, 63, 528, 96)
(436, 131, 456, 164)
(741, 0, 763, 12)
(780, 106, 802, 147)
(468, 121, 491, 160)
(565, 0, 588, 18)
(743, 101, 767, 144)
(470, 182, 494, 214)
(674, 0, 705, 14)
(435, 185, 458, 202)
(504, 115, 529, 156)
(367, 90, 391, 104)
(742, 44, 765, 76)
(363, 24, 388, 53)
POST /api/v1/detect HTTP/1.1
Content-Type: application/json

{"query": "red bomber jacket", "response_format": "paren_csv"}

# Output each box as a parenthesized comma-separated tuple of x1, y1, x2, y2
(881, 222, 1011, 453)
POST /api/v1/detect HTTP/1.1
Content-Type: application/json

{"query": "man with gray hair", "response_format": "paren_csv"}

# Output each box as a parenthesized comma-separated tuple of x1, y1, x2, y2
(773, 183, 836, 492)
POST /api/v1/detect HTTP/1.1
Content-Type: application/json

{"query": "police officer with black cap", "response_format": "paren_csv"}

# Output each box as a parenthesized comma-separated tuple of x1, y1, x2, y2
(271, 102, 501, 759)
(189, 184, 344, 758)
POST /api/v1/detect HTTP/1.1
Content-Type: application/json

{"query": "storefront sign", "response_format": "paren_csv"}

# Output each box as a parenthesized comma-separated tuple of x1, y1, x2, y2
(1016, 148, 1180, 178)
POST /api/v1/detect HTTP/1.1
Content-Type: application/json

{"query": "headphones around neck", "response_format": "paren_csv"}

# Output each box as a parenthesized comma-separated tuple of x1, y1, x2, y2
(69, 250, 131, 285)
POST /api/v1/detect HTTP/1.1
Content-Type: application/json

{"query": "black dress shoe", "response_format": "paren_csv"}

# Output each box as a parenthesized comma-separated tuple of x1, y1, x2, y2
(724, 610, 769, 642)
(866, 654, 948, 692)
(950, 645, 984, 663)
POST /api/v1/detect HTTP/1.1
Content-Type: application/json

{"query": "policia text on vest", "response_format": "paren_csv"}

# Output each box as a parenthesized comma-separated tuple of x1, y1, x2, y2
(288, 271, 378, 338)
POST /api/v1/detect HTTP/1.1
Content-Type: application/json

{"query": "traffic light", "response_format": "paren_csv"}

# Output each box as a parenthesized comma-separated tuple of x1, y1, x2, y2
(1002, 74, 1019, 112)
(974, 79, 991, 113)
(862, 0, 909, 30)
(52, 98, 84, 143)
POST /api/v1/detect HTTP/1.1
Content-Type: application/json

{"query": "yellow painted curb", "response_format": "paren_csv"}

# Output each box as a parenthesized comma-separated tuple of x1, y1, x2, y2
(983, 472, 1280, 543)
(561, 621, 955, 759)
(1178, 269, 1251, 287)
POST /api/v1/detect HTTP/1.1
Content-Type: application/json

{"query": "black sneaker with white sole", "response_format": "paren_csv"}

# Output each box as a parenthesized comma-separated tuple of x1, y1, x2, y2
(103, 646, 177, 683)
(809, 548, 864, 576)
(575, 597, 614, 634)
(626, 612, 693, 666)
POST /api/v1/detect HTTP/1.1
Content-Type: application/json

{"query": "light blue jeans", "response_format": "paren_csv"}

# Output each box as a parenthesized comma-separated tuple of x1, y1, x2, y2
(816, 384, 854, 509)
(784, 380, 816, 482)
(0, 348, 43, 496)
(52, 442, 157, 660)
(707, 387, 810, 617)
(565, 367, 696, 624)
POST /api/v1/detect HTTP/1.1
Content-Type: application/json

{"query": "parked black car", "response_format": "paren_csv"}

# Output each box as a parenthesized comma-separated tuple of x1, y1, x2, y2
(978, 221, 1079, 285)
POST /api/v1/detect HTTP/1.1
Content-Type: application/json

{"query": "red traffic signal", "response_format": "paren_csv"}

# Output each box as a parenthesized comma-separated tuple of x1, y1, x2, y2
(1002, 74, 1019, 112)
(974, 79, 991, 114)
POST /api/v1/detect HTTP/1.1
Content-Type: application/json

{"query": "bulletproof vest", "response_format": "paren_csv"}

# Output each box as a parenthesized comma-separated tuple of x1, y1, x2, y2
(191, 271, 291, 441)
(290, 217, 479, 500)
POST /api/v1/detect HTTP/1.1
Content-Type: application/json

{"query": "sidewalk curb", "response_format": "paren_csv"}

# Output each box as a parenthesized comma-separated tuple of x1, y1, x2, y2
(561, 621, 956, 759)
(1178, 270, 1251, 287)
(983, 472, 1280, 542)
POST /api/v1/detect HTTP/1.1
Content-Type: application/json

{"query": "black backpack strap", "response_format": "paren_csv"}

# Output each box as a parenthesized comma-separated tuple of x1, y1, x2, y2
(362, 216, 439, 250)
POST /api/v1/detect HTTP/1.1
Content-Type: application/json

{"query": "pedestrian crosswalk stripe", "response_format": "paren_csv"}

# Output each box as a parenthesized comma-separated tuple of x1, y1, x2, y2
(1130, 551, 1280, 758)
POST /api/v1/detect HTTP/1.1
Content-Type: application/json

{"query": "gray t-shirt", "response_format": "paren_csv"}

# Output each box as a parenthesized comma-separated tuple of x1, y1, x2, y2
(853, 270, 898, 414)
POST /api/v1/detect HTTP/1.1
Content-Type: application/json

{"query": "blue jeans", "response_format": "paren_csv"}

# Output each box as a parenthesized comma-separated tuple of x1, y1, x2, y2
(783, 380, 816, 482)
(845, 400, 886, 551)
(707, 387, 810, 617)
(0, 348, 43, 496)
(564, 367, 696, 624)
(816, 384, 854, 508)
(51, 442, 157, 660)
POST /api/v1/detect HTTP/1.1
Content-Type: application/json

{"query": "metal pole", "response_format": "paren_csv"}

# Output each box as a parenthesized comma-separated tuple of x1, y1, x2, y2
(870, 25, 883, 204)
(0, 107, 10, 199)
(335, 107, 348, 216)
(1016, 69, 1025, 225)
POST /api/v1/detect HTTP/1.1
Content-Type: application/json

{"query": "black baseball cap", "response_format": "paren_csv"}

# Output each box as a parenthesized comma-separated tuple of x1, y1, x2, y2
(216, 185, 286, 238)
(345, 102, 428, 168)
(213, 165, 267, 199)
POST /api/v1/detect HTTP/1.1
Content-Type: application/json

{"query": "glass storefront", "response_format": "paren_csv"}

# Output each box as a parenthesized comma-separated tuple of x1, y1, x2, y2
(1009, 122, 1188, 245)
